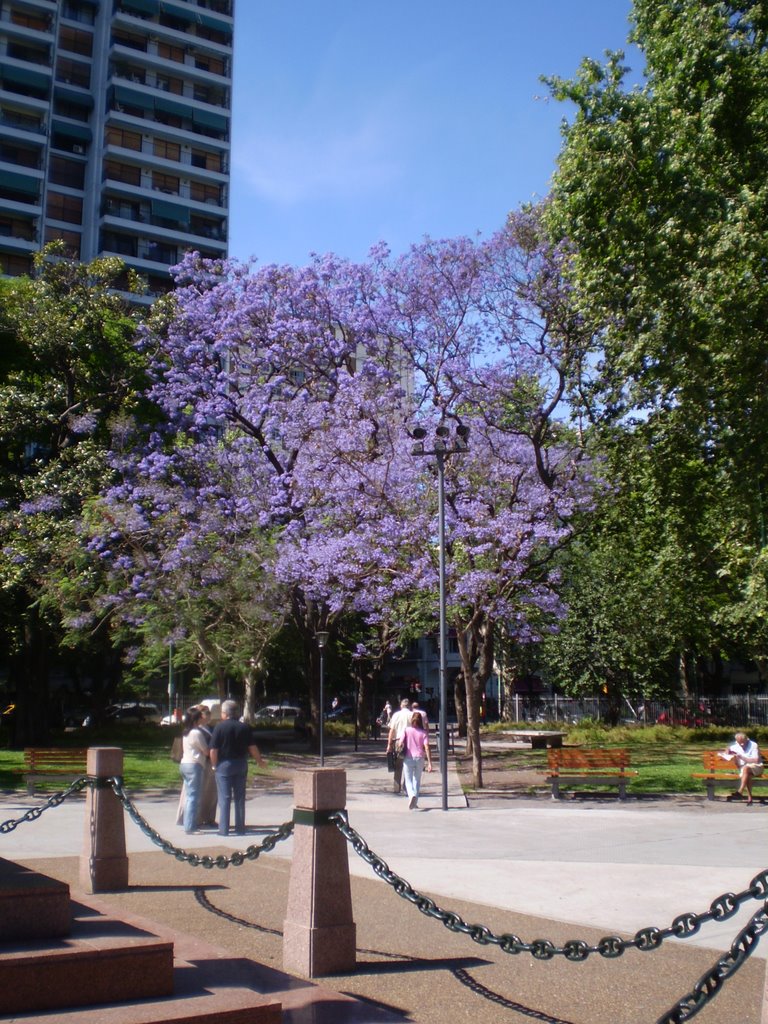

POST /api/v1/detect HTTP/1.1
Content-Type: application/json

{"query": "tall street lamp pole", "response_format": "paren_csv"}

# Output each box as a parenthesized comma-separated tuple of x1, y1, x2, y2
(316, 631, 329, 767)
(411, 423, 469, 810)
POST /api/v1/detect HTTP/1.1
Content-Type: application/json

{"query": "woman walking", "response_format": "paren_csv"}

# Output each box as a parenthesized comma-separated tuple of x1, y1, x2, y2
(179, 707, 209, 834)
(401, 710, 433, 810)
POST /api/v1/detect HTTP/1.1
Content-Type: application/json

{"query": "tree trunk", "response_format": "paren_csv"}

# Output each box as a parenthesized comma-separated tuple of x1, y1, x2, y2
(354, 664, 377, 736)
(12, 607, 51, 748)
(456, 616, 494, 790)
(454, 673, 467, 738)
(501, 661, 520, 722)
(678, 651, 690, 700)
(242, 662, 259, 723)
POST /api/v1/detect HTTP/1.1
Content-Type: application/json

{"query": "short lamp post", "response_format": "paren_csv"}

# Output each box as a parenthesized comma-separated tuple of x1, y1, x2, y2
(411, 422, 469, 810)
(316, 630, 329, 766)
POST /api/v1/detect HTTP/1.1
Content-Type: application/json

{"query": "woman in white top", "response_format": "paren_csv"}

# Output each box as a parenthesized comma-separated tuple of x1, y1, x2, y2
(724, 732, 763, 805)
(179, 707, 209, 833)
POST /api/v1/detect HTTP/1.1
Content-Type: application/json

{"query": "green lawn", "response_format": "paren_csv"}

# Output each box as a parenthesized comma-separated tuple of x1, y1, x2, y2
(0, 720, 764, 797)
(477, 721, 768, 797)
(0, 725, 182, 792)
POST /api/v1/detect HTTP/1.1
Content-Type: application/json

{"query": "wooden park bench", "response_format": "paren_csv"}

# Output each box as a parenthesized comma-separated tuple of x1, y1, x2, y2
(20, 748, 88, 795)
(545, 747, 636, 800)
(692, 750, 768, 801)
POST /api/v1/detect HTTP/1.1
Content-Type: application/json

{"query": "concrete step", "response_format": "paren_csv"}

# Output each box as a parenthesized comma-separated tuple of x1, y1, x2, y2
(0, 900, 174, 1014)
(0, 896, 282, 1022)
(5, 979, 282, 1024)
(0, 857, 71, 941)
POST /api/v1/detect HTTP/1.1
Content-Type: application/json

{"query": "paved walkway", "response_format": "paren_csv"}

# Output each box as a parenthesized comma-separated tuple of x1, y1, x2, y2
(1, 740, 767, 1023)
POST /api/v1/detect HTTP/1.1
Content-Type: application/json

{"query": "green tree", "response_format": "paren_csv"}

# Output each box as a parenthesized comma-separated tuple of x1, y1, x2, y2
(545, 0, 768, 685)
(0, 245, 147, 743)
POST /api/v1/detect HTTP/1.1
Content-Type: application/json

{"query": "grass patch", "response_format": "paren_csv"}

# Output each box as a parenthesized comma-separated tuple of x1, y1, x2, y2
(465, 723, 767, 797)
(0, 725, 277, 793)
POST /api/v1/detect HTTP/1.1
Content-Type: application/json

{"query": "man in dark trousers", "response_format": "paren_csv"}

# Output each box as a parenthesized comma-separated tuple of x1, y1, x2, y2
(209, 700, 265, 836)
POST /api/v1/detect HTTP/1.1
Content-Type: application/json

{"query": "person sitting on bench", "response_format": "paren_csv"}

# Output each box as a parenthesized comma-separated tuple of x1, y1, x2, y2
(723, 732, 764, 805)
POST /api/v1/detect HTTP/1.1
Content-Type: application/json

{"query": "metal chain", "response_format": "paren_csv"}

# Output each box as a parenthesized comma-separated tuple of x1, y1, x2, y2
(0, 776, 91, 833)
(108, 776, 294, 868)
(3, 782, 766, 1021)
(656, 905, 768, 1023)
(330, 810, 768, 962)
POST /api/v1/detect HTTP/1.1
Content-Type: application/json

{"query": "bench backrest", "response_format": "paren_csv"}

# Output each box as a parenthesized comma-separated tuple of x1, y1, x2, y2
(700, 750, 737, 773)
(548, 747, 630, 771)
(23, 748, 88, 770)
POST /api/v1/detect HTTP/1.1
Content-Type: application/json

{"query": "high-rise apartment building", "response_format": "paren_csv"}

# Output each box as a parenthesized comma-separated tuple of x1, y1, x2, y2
(0, 0, 233, 297)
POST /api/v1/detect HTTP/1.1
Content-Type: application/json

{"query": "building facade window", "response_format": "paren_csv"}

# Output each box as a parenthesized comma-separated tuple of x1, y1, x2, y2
(43, 226, 81, 257)
(61, 2, 96, 26)
(153, 139, 181, 161)
(106, 127, 142, 151)
(152, 171, 180, 194)
(104, 161, 141, 186)
(0, 216, 36, 241)
(46, 192, 83, 224)
(189, 181, 221, 204)
(49, 156, 86, 189)
(0, 252, 33, 275)
(56, 57, 91, 89)
(58, 26, 93, 57)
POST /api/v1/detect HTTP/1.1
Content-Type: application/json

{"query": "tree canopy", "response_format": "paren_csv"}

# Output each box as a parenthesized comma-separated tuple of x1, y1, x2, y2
(83, 211, 595, 784)
(542, 0, 768, 693)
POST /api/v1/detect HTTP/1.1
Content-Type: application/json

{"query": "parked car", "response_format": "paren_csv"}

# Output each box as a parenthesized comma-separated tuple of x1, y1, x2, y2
(198, 698, 221, 721)
(63, 707, 92, 729)
(160, 698, 222, 726)
(253, 704, 301, 723)
(104, 702, 162, 725)
(326, 704, 355, 722)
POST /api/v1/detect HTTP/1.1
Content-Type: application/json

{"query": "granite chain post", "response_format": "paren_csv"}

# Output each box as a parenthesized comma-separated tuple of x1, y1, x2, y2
(283, 768, 356, 976)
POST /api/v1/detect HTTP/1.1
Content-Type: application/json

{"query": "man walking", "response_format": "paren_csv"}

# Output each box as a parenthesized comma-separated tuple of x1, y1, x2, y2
(210, 700, 265, 836)
(386, 698, 411, 794)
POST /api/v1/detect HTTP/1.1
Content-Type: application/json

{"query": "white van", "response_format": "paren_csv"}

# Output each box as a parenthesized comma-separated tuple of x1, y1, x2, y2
(253, 704, 300, 723)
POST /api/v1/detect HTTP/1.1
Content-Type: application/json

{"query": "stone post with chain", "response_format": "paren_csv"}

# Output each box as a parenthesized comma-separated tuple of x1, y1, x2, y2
(79, 746, 128, 892)
(283, 768, 356, 976)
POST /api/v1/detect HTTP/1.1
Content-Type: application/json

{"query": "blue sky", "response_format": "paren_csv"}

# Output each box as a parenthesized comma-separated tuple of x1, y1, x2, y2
(228, 1, 640, 268)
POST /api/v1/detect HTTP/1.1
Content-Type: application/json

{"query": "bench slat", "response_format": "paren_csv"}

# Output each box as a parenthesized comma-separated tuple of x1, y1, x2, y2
(693, 750, 768, 800)
(22, 749, 88, 795)
(544, 748, 635, 800)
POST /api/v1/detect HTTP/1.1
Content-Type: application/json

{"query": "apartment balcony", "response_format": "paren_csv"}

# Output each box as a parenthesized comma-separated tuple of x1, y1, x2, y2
(109, 82, 229, 145)
(111, 65, 228, 108)
(0, 110, 47, 141)
(101, 201, 226, 247)
(0, 17, 54, 45)
(0, 58, 52, 101)
(111, 44, 230, 87)
(0, 208, 38, 243)
(113, 2, 232, 55)
(0, 164, 43, 208)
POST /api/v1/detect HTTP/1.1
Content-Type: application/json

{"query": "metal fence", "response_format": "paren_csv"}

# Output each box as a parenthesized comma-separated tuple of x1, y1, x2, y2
(501, 695, 768, 727)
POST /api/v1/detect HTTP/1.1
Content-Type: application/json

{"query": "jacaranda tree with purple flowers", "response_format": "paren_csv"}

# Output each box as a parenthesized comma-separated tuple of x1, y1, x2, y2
(363, 208, 596, 786)
(93, 206, 597, 784)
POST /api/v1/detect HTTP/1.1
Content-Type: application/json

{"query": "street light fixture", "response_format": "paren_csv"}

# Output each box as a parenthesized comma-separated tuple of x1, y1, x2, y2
(316, 630, 329, 766)
(410, 421, 469, 810)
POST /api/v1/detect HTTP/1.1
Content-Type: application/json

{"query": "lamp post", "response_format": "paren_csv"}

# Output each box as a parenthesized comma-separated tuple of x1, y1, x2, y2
(316, 630, 329, 766)
(411, 422, 469, 810)
(167, 641, 174, 725)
